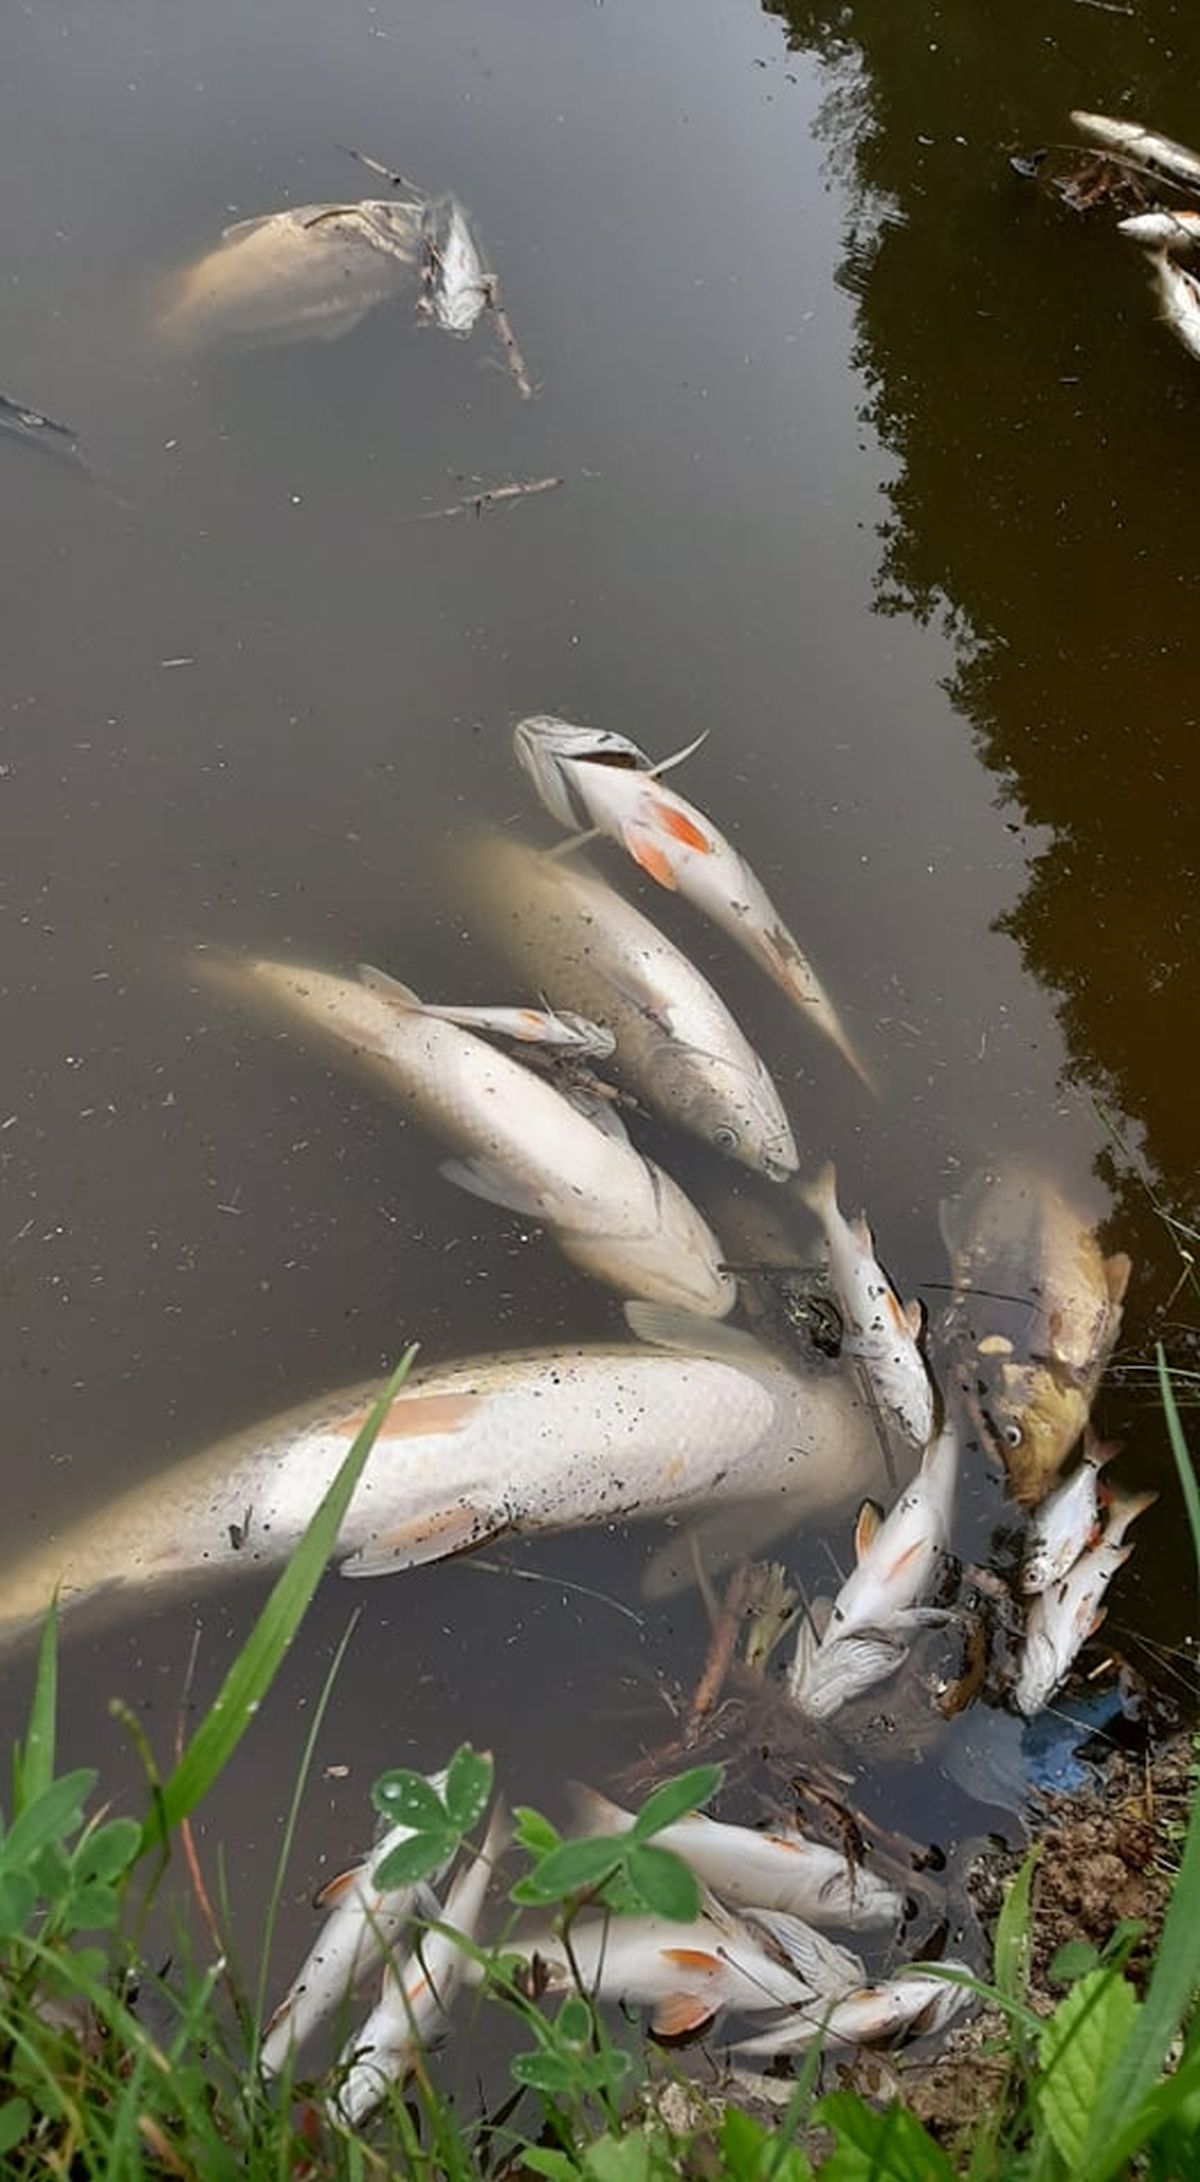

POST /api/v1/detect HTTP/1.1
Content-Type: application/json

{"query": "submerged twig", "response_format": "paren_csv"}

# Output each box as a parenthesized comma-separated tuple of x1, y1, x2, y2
(480, 271, 535, 399)
(412, 475, 562, 523)
(689, 1561, 753, 1731)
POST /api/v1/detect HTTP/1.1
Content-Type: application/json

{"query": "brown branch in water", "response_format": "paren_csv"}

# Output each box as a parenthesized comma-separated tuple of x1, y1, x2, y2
(412, 475, 562, 523)
(480, 272, 535, 399)
(688, 1561, 754, 1733)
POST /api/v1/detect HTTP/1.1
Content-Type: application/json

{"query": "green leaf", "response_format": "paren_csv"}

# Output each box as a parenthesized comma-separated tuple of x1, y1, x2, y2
(17, 1603, 59, 1811)
(511, 2047, 589, 2094)
(72, 1818, 142, 1886)
(584, 2134, 650, 2182)
(371, 1829, 454, 1891)
(719, 2109, 814, 2182)
(1039, 1968, 1140, 2170)
(443, 1745, 494, 1833)
(815, 2094, 957, 2182)
(511, 1834, 623, 1903)
(372, 1770, 448, 1832)
(514, 1806, 562, 1856)
(0, 1870, 36, 1935)
(0, 2100, 31, 2157)
(1048, 1940, 1100, 1986)
(629, 1765, 723, 1841)
(623, 1842, 700, 1922)
(521, 2152, 581, 2182)
(555, 1993, 593, 2048)
(147, 1350, 416, 1846)
(993, 1845, 1040, 2006)
(3, 1769, 95, 1869)
(62, 1880, 120, 1931)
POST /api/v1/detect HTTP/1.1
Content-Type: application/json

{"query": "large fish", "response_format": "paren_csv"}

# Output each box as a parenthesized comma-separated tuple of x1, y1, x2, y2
(1118, 209, 1200, 252)
(511, 719, 874, 1092)
(465, 834, 798, 1180)
(0, 1316, 887, 1644)
(524, 1901, 816, 2037)
(734, 1966, 971, 2057)
(1070, 111, 1200, 190)
(201, 953, 733, 1318)
(938, 1161, 1130, 1504)
(1013, 1486, 1156, 1717)
(1151, 252, 1200, 364)
(157, 198, 424, 348)
(797, 1161, 935, 1448)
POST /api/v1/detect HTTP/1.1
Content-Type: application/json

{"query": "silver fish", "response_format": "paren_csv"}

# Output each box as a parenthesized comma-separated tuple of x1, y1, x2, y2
(358, 965, 615, 1059)
(1013, 1487, 1156, 1717)
(157, 198, 423, 348)
(524, 1901, 816, 2037)
(798, 1161, 934, 1448)
(512, 718, 875, 1093)
(1152, 251, 1200, 363)
(735, 1966, 971, 2057)
(203, 953, 733, 1319)
(1118, 209, 1200, 251)
(1021, 1430, 1117, 1596)
(424, 195, 488, 335)
(466, 833, 798, 1179)
(1070, 111, 1200, 189)
(0, 1314, 888, 1642)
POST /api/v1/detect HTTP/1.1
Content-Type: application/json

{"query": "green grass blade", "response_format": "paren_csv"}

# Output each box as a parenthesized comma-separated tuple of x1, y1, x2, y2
(13, 1597, 59, 1813)
(1075, 1348, 1200, 2178)
(143, 1349, 415, 1849)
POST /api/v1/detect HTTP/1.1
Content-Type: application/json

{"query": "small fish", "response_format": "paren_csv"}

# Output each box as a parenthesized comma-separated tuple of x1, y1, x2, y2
(467, 834, 798, 1180)
(261, 1767, 452, 2074)
(358, 966, 615, 1058)
(157, 198, 424, 348)
(527, 1903, 816, 2037)
(1151, 251, 1200, 363)
(337, 1804, 505, 2123)
(798, 1162, 934, 1447)
(1013, 1487, 1157, 1716)
(734, 1966, 971, 2057)
(1021, 1430, 1118, 1596)
(1118, 208, 1200, 251)
(1070, 111, 1200, 190)
(571, 1786, 905, 1931)
(203, 953, 734, 1319)
(0, 1311, 887, 1640)
(512, 718, 874, 1092)
(423, 195, 488, 335)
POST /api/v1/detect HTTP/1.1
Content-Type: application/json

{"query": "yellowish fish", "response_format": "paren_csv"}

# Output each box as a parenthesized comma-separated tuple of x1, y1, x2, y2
(157, 198, 423, 348)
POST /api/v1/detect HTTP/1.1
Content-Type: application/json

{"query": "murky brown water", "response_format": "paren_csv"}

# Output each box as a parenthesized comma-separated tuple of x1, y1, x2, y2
(2, 0, 1197, 2026)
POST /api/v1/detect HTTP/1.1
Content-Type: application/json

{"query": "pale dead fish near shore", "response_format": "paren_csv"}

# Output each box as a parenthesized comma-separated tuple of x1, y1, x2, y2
(156, 198, 424, 348)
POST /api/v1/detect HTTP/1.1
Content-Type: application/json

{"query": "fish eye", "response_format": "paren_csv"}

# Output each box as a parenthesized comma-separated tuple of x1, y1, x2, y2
(713, 1125, 740, 1152)
(1003, 1422, 1024, 1448)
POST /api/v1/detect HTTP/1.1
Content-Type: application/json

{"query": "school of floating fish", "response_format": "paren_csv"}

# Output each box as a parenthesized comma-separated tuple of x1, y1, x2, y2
(1067, 110, 1200, 363)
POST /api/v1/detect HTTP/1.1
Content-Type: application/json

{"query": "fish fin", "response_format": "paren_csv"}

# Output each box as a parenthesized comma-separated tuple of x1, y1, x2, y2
(358, 964, 422, 1007)
(622, 822, 679, 890)
(650, 1991, 717, 2039)
(314, 1863, 366, 1910)
(647, 728, 710, 779)
(884, 1536, 927, 1580)
(339, 1392, 479, 1442)
(796, 1159, 838, 1221)
(745, 1908, 864, 1994)
(650, 799, 712, 853)
(568, 1782, 632, 1836)
(854, 1500, 884, 1561)
(339, 1502, 502, 1575)
(1083, 1426, 1122, 1470)
(903, 1298, 925, 1340)
(661, 1948, 723, 1973)
(1104, 1251, 1133, 1306)
(1107, 1487, 1159, 1538)
(438, 1157, 552, 1218)
(851, 1212, 874, 1251)
(1088, 1605, 1109, 1638)
(623, 1301, 767, 1365)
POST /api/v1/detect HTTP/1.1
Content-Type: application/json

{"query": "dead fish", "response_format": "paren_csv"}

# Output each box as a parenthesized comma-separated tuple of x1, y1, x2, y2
(202, 953, 733, 1319)
(526, 1901, 816, 2037)
(1151, 251, 1200, 362)
(571, 1786, 904, 1931)
(0, 389, 90, 480)
(0, 1312, 887, 1641)
(466, 834, 798, 1181)
(512, 718, 874, 1093)
(337, 1804, 505, 2124)
(1118, 208, 1200, 250)
(1070, 111, 1200, 190)
(798, 1161, 934, 1447)
(1021, 1430, 1118, 1596)
(938, 1160, 1130, 1503)
(358, 966, 615, 1059)
(261, 1766, 451, 2075)
(423, 195, 488, 335)
(1013, 1486, 1157, 1717)
(734, 1965, 971, 2057)
(157, 198, 424, 348)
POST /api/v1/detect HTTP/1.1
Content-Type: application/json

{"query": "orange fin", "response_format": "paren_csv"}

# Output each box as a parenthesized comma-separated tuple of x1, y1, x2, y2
(903, 1297, 925, 1340)
(340, 1501, 501, 1576)
(885, 1537, 927, 1580)
(623, 822, 679, 890)
(650, 1990, 717, 2039)
(314, 1863, 366, 1909)
(1104, 1251, 1132, 1306)
(855, 1500, 884, 1561)
(339, 1391, 479, 1442)
(651, 799, 711, 853)
(661, 1948, 723, 1973)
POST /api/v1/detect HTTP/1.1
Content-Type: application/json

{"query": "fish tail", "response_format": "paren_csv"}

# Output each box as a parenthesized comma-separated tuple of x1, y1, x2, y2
(796, 1160, 838, 1222)
(1106, 1486, 1158, 1544)
(1083, 1424, 1122, 1471)
(356, 964, 423, 1009)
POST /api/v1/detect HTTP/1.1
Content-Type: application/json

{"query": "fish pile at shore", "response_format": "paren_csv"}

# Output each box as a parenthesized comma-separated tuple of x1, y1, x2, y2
(0, 711, 1154, 2088)
(1053, 110, 1200, 363)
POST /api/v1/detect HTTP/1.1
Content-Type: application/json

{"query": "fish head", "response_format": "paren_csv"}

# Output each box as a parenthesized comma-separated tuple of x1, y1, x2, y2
(651, 1047, 798, 1180)
(513, 716, 651, 829)
(567, 1165, 736, 1320)
(983, 1362, 1090, 1506)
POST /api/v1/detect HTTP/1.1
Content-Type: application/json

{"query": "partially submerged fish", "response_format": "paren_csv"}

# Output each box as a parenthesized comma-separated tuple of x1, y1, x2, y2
(798, 1162, 934, 1447)
(0, 1313, 887, 1642)
(1021, 1430, 1117, 1596)
(1119, 208, 1200, 251)
(511, 718, 874, 1093)
(0, 389, 89, 480)
(157, 198, 424, 348)
(358, 966, 615, 1059)
(1013, 1487, 1156, 1717)
(787, 1599, 909, 1722)
(337, 1805, 505, 2124)
(734, 1966, 971, 2057)
(423, 195, 488, 335)
(467, 833, 798, 1180)
(261, 1767, 451, 2075)
(571, 1786, 904, 1931)
(1070, 112, 1200, 191)
(527, 1901, 816, 2037)
(1151, 251, 1200, 363)
(938, 1161, 1130, 1503)
(202, 953, 733, 1318)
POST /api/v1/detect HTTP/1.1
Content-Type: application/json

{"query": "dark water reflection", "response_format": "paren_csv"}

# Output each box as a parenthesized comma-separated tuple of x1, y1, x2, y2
(0, 0, 1195, 2027)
